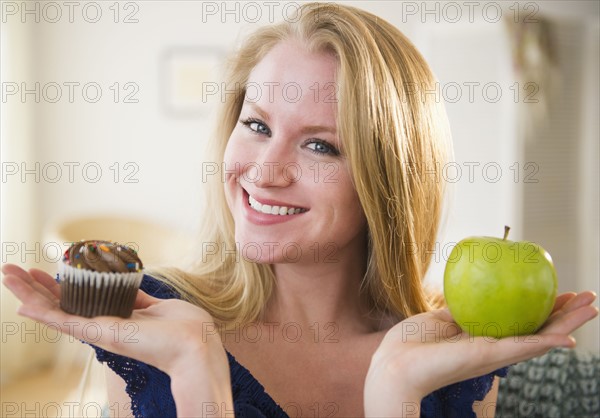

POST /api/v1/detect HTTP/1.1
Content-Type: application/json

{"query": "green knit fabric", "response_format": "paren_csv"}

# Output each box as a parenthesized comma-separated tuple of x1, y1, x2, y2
(497, 347, 599, 418)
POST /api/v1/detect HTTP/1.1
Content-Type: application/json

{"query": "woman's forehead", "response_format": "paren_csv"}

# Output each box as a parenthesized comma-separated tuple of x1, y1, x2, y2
(246, 40, 339, 97)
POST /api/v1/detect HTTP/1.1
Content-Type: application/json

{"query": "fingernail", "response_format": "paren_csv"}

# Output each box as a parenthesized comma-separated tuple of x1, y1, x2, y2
(563, 336, 577, 348)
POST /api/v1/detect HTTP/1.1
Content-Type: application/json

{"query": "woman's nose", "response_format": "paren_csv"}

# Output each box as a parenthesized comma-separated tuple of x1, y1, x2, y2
(249, 141, 296, 188)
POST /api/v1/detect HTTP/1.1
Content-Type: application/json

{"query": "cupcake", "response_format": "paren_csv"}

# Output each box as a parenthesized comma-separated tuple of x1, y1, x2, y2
(58, 240, 144, 318)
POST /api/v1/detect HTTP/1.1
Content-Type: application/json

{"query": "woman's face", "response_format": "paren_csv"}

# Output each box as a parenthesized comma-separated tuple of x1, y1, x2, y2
(223, 40, 367, 264)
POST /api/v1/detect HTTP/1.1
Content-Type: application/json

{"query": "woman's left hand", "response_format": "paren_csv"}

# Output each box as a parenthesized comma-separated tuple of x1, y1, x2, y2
(364, 291, 598, 417)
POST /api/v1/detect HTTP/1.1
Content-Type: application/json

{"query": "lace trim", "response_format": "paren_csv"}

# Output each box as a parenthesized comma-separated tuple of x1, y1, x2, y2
(227, 351, 289, 418)
(88, 274, 179, 418)
(421, 367, 509, 418)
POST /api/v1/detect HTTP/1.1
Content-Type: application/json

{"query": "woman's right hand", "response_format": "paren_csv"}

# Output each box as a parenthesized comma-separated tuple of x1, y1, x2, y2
(1, 263, 233, 415)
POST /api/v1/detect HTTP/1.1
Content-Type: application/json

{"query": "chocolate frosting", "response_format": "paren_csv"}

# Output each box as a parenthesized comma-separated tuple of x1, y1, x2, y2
(62, 240, 143, 273)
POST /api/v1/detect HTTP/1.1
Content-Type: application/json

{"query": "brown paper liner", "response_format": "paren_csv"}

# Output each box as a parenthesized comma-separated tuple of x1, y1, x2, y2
(58, 263, 143, 318)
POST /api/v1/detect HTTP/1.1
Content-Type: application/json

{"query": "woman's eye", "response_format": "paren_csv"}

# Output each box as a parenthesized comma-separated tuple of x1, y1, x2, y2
(306, 140, 340, 156)
(250, 122, 269, 135)
(240, 118, 271, 136)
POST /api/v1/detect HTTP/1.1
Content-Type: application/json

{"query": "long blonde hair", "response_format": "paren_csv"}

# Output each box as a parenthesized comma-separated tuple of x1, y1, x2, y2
(150, 2, 452, 327)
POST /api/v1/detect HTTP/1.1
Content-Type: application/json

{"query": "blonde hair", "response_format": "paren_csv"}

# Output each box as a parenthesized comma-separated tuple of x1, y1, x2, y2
(149, 2, 451, 327)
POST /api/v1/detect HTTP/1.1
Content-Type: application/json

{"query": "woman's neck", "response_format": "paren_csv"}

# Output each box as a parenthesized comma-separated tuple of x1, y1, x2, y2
(264, 240, 387, 335)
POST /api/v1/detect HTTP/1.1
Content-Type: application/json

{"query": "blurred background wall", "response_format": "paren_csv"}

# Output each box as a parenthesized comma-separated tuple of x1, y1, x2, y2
(1, 0, 598, 405)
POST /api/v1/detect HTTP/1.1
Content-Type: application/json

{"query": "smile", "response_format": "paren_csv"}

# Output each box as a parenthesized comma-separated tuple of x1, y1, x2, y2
(247, 193, 308, 216)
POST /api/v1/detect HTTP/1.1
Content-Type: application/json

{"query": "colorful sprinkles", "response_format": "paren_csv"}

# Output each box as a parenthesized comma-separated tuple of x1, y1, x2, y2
(62, 239, 143, 272)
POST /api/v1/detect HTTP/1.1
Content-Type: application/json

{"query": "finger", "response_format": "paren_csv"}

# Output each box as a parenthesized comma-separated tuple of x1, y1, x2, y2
(133, 289, 161, 309)
(400, 313, 464, 344)
(498, 334, 574, 363)
(546, 291, 598, 324)
(2, 264, 58, 302)
(29, 268, 61, 299)
(3, 274, 74, 327)
(429, 309, 464, 338)
(541, 305, 599, 336)
(559, 291, 597, 313)
(1, 263, 26, 276)
(551, 292, 576, 313)
(431, 308, 454, 323)
(3, 274, 58, 309)
(459, 333, 573, 375)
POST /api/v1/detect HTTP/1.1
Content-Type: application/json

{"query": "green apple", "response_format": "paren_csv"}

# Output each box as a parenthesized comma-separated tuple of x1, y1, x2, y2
(444, 226, 557, 338)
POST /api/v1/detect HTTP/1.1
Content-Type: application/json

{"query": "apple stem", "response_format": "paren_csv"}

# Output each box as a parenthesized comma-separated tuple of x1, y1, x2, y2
(503, 225, 510, 240)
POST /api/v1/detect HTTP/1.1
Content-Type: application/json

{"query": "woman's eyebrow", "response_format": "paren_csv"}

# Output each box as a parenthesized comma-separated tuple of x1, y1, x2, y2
(301, 124, 337, 135)
(243, 101, 337, 135)
(243, 100, 270, 122)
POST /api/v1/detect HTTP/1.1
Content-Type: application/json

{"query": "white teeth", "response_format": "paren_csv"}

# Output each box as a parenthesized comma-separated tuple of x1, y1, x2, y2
(248, 194, 306, 216)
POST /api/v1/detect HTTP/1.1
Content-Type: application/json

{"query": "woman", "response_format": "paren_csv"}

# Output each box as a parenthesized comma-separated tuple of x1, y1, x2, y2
(3, 3, 597, 417)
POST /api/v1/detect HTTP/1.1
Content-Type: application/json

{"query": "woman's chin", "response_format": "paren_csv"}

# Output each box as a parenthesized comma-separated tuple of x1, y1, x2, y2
(233, 237, 306, 265)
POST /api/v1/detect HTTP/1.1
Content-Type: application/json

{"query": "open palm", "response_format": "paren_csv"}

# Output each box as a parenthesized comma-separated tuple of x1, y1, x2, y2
(2, 263, 223, 375)
(365, 291, 598, 415)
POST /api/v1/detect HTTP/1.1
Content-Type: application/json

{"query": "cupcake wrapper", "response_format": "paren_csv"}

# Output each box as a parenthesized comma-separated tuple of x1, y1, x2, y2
(58, 263, 143, 318)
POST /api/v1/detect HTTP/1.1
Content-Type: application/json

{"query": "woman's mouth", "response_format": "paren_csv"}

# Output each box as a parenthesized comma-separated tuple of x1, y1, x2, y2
(245, 190, 308, 216)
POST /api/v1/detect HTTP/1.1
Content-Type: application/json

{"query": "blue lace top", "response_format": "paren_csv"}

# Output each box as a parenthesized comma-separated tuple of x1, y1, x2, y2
(92, 275, 508, 418)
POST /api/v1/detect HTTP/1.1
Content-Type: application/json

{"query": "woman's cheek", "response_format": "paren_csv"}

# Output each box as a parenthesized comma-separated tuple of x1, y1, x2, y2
(330, 164, 366, 224)
(309, 160, 347, 190)
(223, 136, 249, 179)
